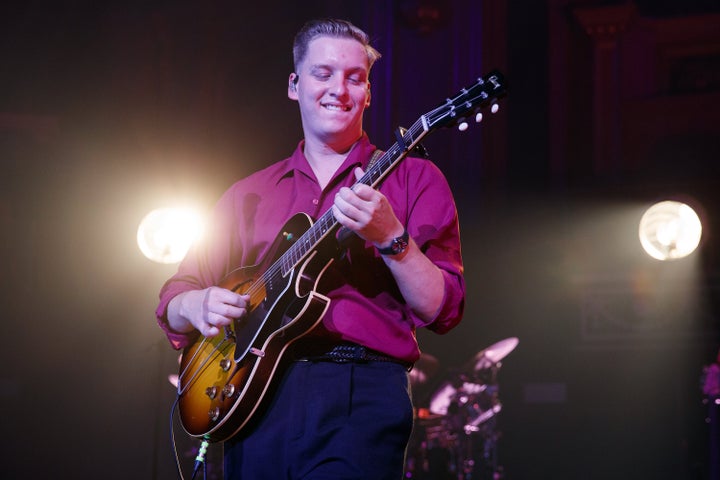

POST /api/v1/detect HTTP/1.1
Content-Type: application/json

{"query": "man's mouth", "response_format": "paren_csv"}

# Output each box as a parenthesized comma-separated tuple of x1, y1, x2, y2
(322, 103, 351, 112)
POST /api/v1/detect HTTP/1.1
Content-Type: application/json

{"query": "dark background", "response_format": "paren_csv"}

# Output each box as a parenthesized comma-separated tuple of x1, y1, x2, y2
(2, 0, 719, 478)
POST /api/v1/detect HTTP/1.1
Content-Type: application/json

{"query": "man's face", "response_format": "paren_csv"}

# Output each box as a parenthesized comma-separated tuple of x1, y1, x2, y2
(289, 36, 371, 149)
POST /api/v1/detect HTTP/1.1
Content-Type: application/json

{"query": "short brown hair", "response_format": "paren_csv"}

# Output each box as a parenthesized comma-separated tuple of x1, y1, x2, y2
(293, 18, 381, 71)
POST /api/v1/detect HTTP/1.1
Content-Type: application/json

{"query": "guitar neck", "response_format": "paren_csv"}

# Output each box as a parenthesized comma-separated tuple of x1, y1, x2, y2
(358, 118, 429, 190)
(280, 121, 429, 276)
(279, 69, 507, 276)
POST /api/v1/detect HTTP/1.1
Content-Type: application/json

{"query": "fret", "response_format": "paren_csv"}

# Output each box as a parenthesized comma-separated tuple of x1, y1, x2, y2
(272, 70, 506, 279)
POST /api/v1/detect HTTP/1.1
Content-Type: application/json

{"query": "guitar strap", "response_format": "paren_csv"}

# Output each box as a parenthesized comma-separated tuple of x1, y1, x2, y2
(367, 148, 384, 170)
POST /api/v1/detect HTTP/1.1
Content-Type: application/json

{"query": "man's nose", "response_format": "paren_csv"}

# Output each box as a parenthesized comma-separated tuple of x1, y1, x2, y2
(329, 77, 349, 96)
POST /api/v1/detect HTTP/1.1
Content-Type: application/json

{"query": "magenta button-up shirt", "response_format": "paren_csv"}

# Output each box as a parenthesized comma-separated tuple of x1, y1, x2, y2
(156, 134, 465, 364)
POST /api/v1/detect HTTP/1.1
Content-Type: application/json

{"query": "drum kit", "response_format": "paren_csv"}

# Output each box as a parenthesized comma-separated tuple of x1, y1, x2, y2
(405, 337, 519, 480)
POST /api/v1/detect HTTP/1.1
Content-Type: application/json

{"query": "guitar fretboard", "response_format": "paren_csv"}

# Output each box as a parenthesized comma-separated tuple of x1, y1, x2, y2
(271, 69, 506, 283)
(279, 117, 428, 277)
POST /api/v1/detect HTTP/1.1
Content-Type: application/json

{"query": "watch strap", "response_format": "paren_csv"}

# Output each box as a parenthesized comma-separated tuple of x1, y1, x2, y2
(377, 229, 409, 256)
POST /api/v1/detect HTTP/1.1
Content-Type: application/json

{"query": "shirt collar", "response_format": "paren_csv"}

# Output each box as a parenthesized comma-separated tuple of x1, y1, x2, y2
(280, 133, 377, 183)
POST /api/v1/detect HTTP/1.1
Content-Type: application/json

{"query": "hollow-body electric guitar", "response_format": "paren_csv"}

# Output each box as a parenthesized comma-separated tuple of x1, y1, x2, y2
(176, 70, 507, 442)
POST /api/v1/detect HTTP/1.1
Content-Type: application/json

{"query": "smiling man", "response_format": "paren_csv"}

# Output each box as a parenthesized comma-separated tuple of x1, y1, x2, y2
(288, 35, 371, 173)
(156, 18, 465, 479)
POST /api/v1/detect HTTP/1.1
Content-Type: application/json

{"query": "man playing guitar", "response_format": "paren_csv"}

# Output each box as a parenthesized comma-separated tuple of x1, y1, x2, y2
(156, 18, 466, 479)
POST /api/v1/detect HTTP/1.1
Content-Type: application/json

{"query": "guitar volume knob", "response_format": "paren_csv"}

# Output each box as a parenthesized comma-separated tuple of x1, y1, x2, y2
(208, 407, 221, 422)
(205, 386, 218, 399)
(219, 358, 233, 371)
(222, 384, 236, 398)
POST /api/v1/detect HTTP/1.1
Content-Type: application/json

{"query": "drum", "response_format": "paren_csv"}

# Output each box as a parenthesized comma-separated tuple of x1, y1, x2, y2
(405, 409, 457, 479)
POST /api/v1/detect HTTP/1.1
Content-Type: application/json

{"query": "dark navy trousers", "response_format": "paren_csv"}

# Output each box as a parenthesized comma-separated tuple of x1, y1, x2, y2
(224, 360, 414, 480)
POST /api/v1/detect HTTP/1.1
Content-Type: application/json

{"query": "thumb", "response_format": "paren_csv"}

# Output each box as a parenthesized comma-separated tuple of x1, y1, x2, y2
(354, 166, 365, 181)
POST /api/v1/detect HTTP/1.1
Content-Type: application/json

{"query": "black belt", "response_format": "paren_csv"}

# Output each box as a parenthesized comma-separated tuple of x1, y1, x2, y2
(298, 342, 412, 370)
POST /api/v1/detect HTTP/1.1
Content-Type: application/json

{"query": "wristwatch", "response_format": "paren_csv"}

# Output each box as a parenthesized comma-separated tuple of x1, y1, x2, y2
(377, 229, 409, 256)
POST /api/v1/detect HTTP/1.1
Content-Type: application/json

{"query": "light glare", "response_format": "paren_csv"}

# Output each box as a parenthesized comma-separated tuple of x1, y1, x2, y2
(639, 201, 702, 261)
(137, 207, 204, 264)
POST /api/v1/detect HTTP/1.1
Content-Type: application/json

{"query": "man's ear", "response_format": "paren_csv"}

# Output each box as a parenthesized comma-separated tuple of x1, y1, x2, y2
(288, 73, 299, 99)
(365, 82, 371, 107)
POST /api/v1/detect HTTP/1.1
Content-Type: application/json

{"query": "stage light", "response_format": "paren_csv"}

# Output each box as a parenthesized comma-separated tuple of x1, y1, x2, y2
(638, 200, 702, 261)
(137, 207, 204, 264)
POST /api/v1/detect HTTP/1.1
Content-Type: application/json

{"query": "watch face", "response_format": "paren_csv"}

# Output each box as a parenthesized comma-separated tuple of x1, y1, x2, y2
(392, 237, 408, 254)
(378, 229, 409, 255)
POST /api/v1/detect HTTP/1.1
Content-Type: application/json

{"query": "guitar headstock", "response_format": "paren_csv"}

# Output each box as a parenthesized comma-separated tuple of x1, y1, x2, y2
(424, 69, 507, 132)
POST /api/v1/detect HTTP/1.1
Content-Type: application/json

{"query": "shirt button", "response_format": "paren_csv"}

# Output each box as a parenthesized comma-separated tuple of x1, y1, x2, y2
(312, 198, 319, 205)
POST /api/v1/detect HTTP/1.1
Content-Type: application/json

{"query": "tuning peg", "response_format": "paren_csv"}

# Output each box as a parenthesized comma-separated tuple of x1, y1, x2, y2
(491, 102, 499, 114)
(475, 112, 483, 123)
(458, 121, 469, 131)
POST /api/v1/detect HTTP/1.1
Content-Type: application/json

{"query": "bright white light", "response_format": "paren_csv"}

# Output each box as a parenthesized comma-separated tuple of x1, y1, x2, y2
(137, 207, 204, 264)
(639, 201, 702, 261)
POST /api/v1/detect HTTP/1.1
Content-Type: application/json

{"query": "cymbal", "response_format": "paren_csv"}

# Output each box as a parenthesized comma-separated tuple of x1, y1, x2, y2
(472, 337, 518, 370)
(409, 352, 439, 386)
(428, 381, 456, 415)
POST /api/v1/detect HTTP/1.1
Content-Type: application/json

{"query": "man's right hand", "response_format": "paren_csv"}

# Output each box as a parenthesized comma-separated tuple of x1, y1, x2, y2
(167, 287, 251, 337)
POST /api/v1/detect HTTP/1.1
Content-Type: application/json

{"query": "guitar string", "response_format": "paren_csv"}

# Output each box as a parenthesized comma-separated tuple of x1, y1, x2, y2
(239, 83, 499, 297)
(178, 337, 234, 396)
(215, 114, 436, 314)
(261, 115, 430, 278)
(235, 136, 413, 301)
(178, 339, 229, 395)
(206, 85, 496, 307)
(179, 83, 497, 375)
(175, 78, 503, 414)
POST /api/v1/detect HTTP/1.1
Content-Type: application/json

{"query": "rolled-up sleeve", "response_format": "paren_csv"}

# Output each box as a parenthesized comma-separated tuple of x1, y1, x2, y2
(155, 187, 242, 350)
(397, 157, 465, 334)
